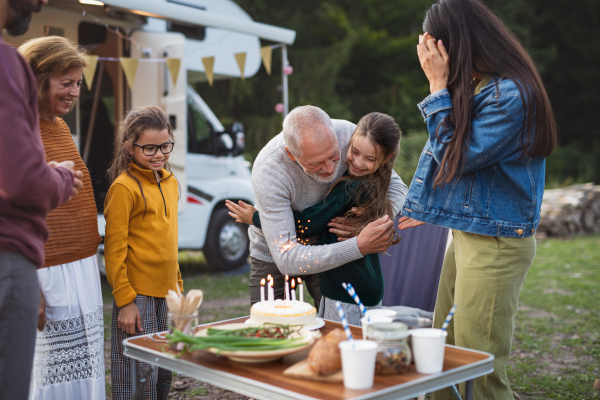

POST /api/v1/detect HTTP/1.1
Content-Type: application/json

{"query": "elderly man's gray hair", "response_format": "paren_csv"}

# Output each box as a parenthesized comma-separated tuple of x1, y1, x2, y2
(283, 106, 334, 157)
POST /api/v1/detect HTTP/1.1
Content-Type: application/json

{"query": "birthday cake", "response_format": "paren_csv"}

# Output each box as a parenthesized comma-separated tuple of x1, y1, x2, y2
(249, 299, 317, 326)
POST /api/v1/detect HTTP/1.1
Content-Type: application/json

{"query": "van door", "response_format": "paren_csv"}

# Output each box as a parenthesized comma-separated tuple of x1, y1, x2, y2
(130, 31, 187, 211)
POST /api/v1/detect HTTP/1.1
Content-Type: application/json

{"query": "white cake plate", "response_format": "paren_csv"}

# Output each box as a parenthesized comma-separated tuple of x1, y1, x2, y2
(244, 317, 324, 330)
(306, 318, 325, 330)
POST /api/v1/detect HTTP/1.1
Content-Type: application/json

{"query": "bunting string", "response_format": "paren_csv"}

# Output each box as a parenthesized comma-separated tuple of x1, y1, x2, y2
(78, 8, 281, 89)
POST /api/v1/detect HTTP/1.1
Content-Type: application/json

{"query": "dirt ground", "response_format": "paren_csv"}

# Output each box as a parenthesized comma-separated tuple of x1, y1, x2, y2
(104, 302, 256, 400)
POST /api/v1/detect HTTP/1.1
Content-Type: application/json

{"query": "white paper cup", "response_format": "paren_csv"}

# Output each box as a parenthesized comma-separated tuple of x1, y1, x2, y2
(364, 308, 397, 319)
(360, 316, 393, 339)
(410, 328, 448, 374)
(338, 340, 378, 390)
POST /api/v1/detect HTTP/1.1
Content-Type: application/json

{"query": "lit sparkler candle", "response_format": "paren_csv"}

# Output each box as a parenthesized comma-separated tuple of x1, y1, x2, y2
(260, 278, 266, 303)
(291, 278, 296, 307)
(284, 275, 289, 302)
(297, 277, 304, 302)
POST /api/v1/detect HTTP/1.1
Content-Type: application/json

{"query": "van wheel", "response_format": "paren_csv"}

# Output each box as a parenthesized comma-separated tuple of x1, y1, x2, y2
(204, 207, 249, 271)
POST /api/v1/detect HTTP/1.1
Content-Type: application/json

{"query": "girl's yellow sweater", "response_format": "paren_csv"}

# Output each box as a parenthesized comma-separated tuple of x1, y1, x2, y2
(104, 163, 183, 308)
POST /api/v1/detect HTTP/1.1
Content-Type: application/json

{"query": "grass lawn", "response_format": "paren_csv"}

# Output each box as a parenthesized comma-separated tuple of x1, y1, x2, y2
(101, 237, 600, 399)
(506, 235, 600, 399)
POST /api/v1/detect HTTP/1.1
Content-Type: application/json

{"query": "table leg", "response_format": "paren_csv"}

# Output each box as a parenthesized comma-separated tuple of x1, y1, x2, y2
(131, 357, 138, 398)
(465, 379, 474, 400)
(450, 384, 462, 400)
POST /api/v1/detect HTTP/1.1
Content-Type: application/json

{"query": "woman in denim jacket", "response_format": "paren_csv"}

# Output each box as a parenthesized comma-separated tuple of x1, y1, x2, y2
(399, 0, 557, 398)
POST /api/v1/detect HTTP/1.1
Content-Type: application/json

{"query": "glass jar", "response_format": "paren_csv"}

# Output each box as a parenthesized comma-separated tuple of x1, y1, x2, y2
(366, 322, 412, 375)
(168, 310, 198, 350)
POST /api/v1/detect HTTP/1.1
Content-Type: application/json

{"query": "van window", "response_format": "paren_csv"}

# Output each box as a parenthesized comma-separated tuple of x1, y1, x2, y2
(167, 21, 206, 41)
(187, 101, 213, 154)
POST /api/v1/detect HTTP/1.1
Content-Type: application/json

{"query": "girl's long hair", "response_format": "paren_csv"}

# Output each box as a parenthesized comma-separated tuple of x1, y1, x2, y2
(107, 106, 174, 216)
(423, 0, 557, 187)
(329, 112, 401, 244)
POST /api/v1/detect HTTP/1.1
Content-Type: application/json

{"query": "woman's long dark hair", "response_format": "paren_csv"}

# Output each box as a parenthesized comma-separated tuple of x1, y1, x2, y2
(328, 112, 401, 244)
(423, 0, 557, 187)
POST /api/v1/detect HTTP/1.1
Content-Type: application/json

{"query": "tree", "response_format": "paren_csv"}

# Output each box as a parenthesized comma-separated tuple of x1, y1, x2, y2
(195, 0, 600, 183)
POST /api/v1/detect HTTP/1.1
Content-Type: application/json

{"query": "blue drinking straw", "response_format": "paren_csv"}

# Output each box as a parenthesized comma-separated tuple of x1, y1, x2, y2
(441, 305, 457, 331)
(342, 282, 367, 316)
(335, 301, 354, 346)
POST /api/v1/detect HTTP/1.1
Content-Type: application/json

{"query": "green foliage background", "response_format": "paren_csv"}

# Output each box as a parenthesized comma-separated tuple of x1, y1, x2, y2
(194, 0, 600, 186)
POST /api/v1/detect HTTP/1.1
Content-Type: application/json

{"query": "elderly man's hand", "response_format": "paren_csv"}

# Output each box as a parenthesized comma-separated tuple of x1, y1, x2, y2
(356, 215, 395, 255)
(328, 217, 358, 241)
(328, 208, 364, 241)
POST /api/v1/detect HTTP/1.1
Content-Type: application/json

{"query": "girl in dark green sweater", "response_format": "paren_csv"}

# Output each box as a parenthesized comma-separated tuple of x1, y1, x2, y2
(227, 113, 401, 319)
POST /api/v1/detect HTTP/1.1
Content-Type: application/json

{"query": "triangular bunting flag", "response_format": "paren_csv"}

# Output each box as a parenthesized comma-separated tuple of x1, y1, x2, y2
(120, 57, 139, 89)
(165, 58, 182, 87)
(83, 55, 98, 91)
(234, 52, 246, 81)
(260, 46, 272, 75)
(201, 56, 215, 86)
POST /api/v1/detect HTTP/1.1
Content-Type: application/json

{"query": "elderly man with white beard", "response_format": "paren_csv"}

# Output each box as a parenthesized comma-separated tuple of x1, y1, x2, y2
(236, 106, 407, 314)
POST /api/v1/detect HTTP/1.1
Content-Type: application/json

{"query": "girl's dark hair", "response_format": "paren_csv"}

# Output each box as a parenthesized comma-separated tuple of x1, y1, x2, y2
(423, 0, 557, 187)
(329, 112, 401, 244)
(107, 106, 174, 216)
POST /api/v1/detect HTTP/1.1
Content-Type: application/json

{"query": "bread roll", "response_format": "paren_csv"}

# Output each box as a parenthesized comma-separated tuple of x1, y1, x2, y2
(308, 328, 346, 375)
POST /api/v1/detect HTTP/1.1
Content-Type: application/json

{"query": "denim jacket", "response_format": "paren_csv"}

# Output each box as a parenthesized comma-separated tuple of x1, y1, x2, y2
(402, 77, 545, 238)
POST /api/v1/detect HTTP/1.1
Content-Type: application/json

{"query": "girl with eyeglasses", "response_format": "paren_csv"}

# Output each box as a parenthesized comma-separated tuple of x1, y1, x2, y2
(104, 106, 182, 400)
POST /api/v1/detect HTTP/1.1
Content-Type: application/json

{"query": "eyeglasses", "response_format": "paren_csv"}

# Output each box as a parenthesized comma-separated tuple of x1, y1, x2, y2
(134, 141, 174, 156)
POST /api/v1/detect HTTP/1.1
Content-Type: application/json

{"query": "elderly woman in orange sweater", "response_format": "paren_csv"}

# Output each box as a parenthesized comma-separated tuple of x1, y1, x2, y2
(19, 37, 104, 400)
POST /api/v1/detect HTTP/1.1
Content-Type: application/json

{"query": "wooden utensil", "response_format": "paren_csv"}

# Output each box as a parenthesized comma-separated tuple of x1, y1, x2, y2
(283, 359, 343, 383)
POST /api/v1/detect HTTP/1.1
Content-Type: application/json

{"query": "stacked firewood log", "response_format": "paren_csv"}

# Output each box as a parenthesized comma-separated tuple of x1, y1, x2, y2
(537, 183, 600, 238)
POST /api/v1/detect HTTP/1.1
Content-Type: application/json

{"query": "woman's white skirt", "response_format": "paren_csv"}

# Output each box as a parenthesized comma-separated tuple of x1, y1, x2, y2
(30, 255, 106, 400)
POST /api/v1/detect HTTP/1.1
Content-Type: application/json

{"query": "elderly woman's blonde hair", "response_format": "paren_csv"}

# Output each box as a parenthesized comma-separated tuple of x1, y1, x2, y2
(18, 36, 89, 116)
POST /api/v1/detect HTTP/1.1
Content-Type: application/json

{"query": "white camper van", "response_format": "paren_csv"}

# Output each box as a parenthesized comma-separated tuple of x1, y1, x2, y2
(5, 0, 295, 271)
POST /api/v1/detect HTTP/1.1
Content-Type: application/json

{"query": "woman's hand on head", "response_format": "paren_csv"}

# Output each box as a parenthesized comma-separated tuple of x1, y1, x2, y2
(417, 32, 450, 94)
(225, 199, 256, 225)
(117, 301, 143, 335)
(398, 216, 426, 230)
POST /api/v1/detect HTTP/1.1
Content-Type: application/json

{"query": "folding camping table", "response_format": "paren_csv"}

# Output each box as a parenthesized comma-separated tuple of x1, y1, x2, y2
(123, 317, 494, 400)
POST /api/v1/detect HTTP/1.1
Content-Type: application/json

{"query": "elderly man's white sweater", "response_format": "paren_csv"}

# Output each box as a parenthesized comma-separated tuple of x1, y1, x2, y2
(249, 119, 407, 276)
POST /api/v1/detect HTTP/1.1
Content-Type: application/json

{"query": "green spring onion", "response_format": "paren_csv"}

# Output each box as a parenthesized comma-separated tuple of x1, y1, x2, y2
(168, 325, 309, 354)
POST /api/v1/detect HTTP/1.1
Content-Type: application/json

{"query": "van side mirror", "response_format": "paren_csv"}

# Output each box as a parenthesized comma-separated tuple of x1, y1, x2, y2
(232, 122, 245, 154)
(215, 133, 233, 156)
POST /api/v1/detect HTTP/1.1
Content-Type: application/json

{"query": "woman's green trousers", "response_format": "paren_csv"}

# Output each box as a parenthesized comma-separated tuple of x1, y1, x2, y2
(433, 230, 536, 400)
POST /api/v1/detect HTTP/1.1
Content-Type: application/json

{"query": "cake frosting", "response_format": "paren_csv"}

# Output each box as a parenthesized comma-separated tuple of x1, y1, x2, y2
(250, 299, 317, 326)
